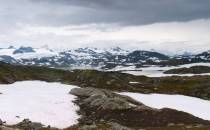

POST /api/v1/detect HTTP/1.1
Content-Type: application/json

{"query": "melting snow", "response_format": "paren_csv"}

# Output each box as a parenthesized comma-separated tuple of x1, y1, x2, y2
(0, 81, 80, 128)
(112, 63, 210, 77)
(120, 92, 210, 121)
(129, 81, 139, 84)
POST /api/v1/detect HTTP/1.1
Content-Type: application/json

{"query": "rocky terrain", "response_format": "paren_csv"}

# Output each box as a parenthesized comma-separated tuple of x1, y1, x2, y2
(1, 87, 210, 130)
(0, 61, 210, 100)
(69, 87, 210, 129)
(0, 62, 210, 129)
(164, 66, 210, 74)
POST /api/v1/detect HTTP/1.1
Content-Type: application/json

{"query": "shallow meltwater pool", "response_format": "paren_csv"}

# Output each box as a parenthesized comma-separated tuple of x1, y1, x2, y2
(0, 81, 80, 128)
(120, 92, 210, 121)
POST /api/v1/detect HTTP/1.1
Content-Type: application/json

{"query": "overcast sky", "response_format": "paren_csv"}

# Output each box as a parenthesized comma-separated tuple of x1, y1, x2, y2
(0, 0, 210, 54)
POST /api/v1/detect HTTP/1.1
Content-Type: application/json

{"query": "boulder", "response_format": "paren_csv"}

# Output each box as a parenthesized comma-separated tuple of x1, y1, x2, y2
(108, 122, 133, 130)
(78, 122, 133, 130)
(14, 119, 43, 130)
(70, 88, 144, 110)
(70, 87, 106, 97)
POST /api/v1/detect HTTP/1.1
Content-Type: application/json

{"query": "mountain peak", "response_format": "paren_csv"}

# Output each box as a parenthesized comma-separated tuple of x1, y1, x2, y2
(8, 45, 15, 49)
(13, 46, 35, 54)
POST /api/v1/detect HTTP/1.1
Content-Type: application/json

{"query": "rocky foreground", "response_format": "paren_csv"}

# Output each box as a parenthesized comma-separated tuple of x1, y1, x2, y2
(1, 87, 210, 130)
(1, 62, 210, 129)
(68, 88, 210, 130)
(0, 61, 210, 100)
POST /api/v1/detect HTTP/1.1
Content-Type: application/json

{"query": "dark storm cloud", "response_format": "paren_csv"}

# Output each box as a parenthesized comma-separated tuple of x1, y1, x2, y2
(30, 0, 210, 25)
(1, 0, 210, 28)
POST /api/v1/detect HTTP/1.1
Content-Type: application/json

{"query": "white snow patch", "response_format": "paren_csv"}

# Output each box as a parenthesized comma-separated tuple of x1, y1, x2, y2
(129, 82, 139, 84)
(112, 63, 210, 77)
(120, 92, 210, 121)
(0, 81, 80, 128)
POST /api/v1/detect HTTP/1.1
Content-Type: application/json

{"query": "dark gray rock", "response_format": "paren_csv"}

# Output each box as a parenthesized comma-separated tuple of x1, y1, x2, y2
(14, 119, 43, 130)
(79, 124, 98, 130)
(78, 122, 133, 130)
(108, 122, 133, 130)
(70, 87, 106, 97)
(0, 119, 3, 125)
(83, 95, 133, 110)
(70, 87, 147, 110)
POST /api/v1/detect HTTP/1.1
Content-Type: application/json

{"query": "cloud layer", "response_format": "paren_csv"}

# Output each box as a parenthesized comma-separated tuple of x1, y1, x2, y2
(0, 0, 210, 54)
(1, 0, 210, 27)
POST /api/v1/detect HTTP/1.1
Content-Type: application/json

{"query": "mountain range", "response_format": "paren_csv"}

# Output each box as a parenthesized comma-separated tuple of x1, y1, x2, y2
(0, 46, 210, 69)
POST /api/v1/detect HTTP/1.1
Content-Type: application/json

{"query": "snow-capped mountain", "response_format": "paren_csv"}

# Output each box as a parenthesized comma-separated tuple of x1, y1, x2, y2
(126, 50, 169, 63)
(0, 46, 57, 60)
(194, 50, 210, 61)
(0, 46, 129, 67)
(13, 46, 35, 54)
(1, 46, 210, 69)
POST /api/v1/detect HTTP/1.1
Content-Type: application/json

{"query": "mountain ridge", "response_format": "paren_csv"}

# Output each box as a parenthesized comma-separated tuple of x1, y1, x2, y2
(0, 46, 210, 69)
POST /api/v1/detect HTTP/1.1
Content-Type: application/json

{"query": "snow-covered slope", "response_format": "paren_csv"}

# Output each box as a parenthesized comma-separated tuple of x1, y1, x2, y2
(120, 92, 210, 121)
(0, 47, 15, 56)
(0, 81, 80, 128)
(116, 63, 210, 77)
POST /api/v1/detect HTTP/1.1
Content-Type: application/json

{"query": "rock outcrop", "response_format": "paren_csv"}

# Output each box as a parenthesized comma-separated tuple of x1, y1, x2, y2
(70, 87, 149, 110)
(74, 122, 132, 130)
(70, 88, 210, 129)
(13, 119, 44, 130)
